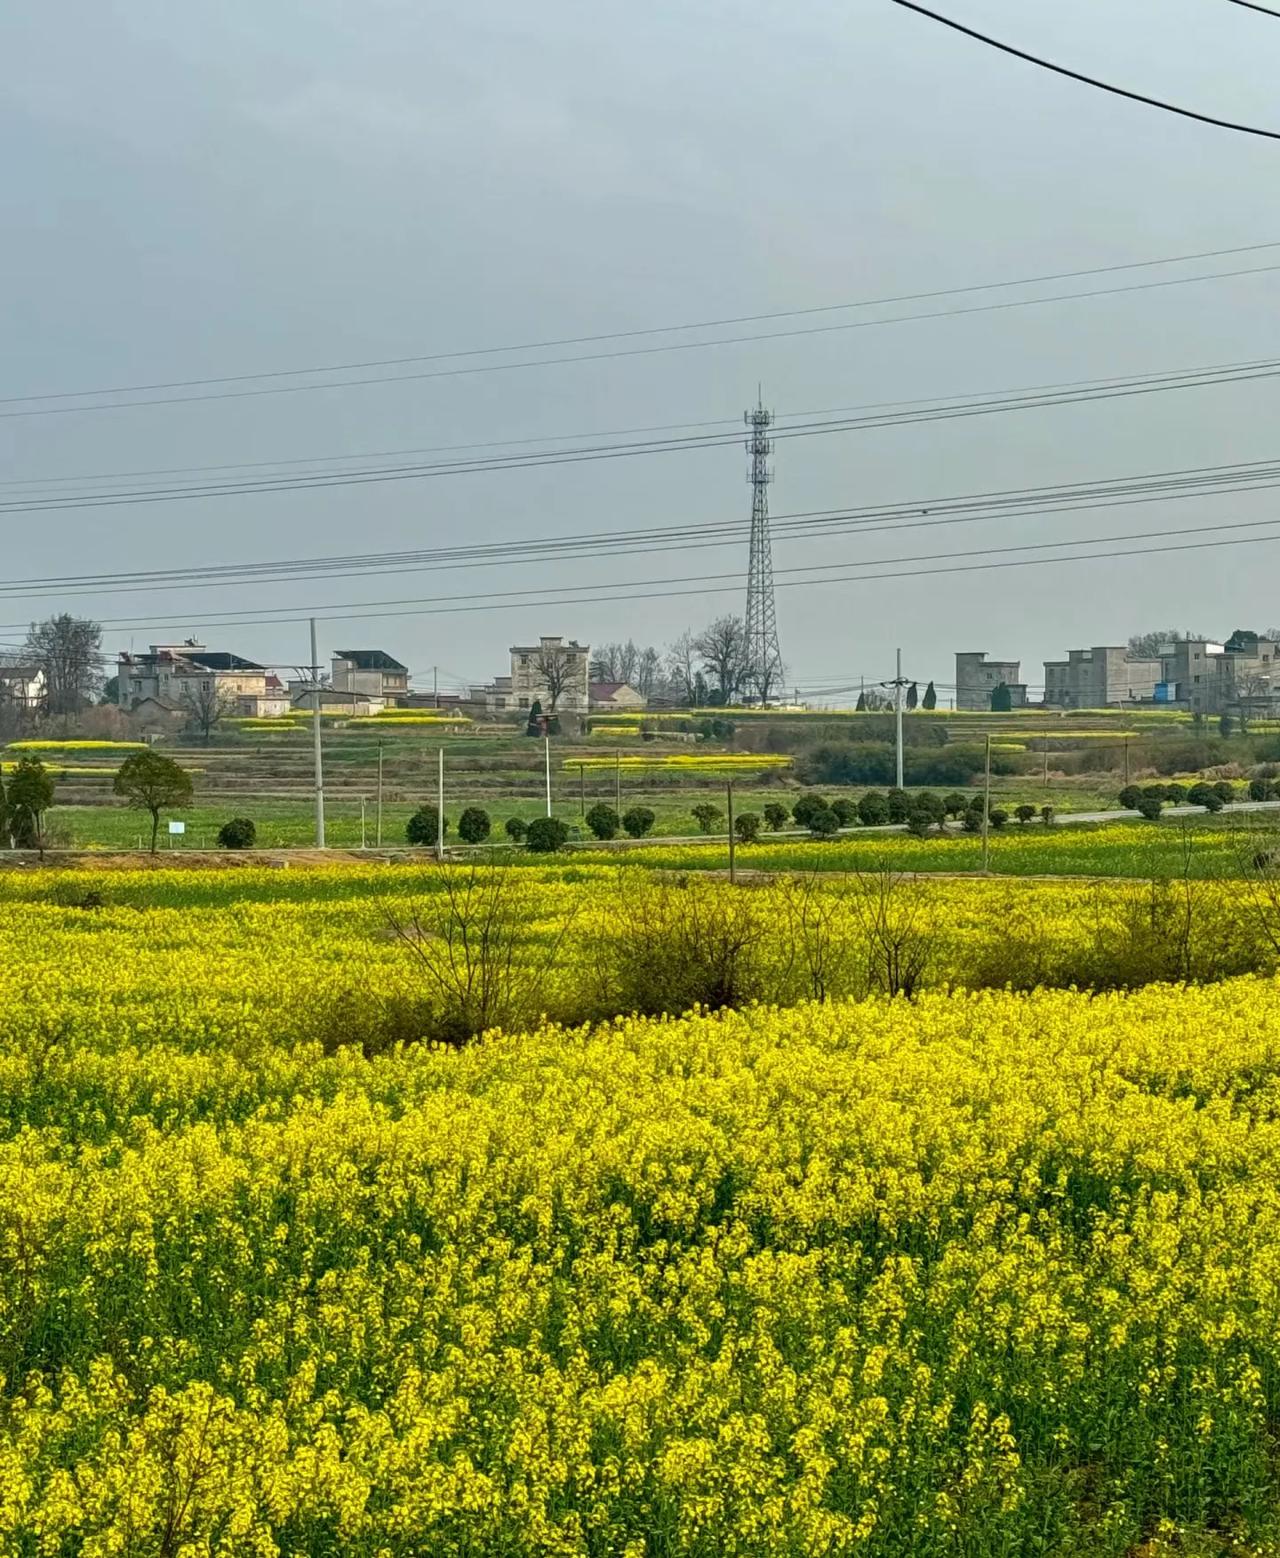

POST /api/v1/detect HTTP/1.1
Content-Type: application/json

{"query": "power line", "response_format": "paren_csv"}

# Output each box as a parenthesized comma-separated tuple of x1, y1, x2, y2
(1227, 0, 1280, 17)
(4, 450, 1280, 612)
(5, 262, 1280, 421)
(890, 0, 1280, 139)
(24, 510, 1280, 638)
(4, 349, 1276, 492)
(6, 238, 1279, 409)
(4, 356, 1280, 518)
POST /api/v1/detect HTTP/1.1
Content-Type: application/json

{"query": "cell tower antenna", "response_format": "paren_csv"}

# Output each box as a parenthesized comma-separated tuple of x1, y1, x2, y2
(743, 391, 784, 704)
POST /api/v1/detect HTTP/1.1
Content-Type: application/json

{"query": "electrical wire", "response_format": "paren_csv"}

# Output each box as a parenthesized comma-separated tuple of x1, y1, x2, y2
(4, 349, 1276, 493)
(14, 526, 1276, 641)
(1227, 0, 1280, 17)
(5, 263, 1280, 421)
(6, 238, 1280, 409)
(4, 358, 1279, 518)
(890, 0, 1280, 139)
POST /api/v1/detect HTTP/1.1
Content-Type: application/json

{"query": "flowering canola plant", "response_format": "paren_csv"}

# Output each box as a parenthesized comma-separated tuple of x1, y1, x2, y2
(2, 864, 1280, 1552)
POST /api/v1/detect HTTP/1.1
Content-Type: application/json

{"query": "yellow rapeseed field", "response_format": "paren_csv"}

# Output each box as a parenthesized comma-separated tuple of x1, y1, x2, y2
(4, 864, 1280, 1553)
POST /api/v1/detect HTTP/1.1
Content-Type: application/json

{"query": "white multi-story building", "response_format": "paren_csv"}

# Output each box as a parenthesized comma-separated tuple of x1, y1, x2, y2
(509, 636, 590, 713)
(117, 641, 270, 713)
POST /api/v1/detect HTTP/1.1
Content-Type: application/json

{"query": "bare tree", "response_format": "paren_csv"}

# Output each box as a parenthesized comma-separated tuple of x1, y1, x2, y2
(693, 616, 747, 705)
(1127, 628, 1202, 658)
(590, 643, 622, 682)
(24, 614, 104, 720)
(385, 860, 575, 1043)
(180, 679, 236, 744)
(635, 645, 662, 699)
(846, 870, 936, 998)
(532, 643, 576, 712)
(664, 631, 699, 705)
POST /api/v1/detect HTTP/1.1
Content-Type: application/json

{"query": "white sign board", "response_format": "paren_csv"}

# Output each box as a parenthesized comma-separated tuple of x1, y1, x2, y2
(169, 821, 186, 835)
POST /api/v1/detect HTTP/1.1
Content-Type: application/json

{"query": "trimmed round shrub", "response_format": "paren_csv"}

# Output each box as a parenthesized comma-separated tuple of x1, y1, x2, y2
(886, 788, 910, 824)
(1135, 795, 1164, 821)
(585, 803, 621, 840)
(690, 803, 723, 835)
(942, 792, 969, 819)
(791, 793, 829, 829)
(217, 817, 257, 850)
(762, 803, 789, 831)
(1214, 780, 1236, 804)
(988, 807, 1009, 830)
(733, 812, 762, 843)
(808, 806, 840, 839)
(504, 816, 527, 842)
(457, 807, 491, 844)
(525, 816, 570, 853)
(406, 805, 447, 846)
(1015, 804, 1036, 825)
(622, 806, 656, 839)
(1118, 785, 1143, 810)
(857, 791, 890, 827)
(830, 798, 858, 828)
(1164, 783, 1188, 805)
(1187, 783, 1224, 813)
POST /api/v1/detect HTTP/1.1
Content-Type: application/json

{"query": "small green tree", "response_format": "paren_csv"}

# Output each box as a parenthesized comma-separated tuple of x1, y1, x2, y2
(854, 691, 867, 712)
(1187, 782, 1223, 813)
(525, 816, 570, 852)
(690, 803, 723, 835)
(905, 682, 918, 711)
(1015, 803, 1036, 826)
(217, 817, 257, 849)
(1219, 711, 1234, 738)
(622, 806, 655, 838)
(942, 792, 969, 819)
(8, 758, 55, 853)
(922, 681, 938, 710)
(457, 807, 492, 844)
(886, 788, 910, 824)
(1040, 804, 1055, 826)
(990, 683, 1013, 712)
(762, 802, 789, 831)
(1118, 785, 1143, 810)
(1135, 795, 1164, 821)
(504, 816, 527, 843)
(113, 750, 192, 853)
(585, 803, 621, 840)
(857, 791, 890, 827)
(988, 807, 1009, 829)
(406, 805, 447, 846)
(1250, 777, 1274, 802)
(1213, 780, 1236, 804)
(792, 793, 829, 829)
(808, 805, 840, 839)
(733, 812, 762, 843)
(830, 798, 858, 827)
(912, 791, 947, 831)
(525, 699, 543, 737)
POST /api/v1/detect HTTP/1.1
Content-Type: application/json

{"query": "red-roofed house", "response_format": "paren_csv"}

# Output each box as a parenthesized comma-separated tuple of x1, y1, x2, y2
(589, 681, 646, 712)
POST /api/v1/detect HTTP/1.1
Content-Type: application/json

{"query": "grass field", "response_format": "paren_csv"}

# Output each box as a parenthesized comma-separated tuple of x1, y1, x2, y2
(5, 858, 1280, 1553)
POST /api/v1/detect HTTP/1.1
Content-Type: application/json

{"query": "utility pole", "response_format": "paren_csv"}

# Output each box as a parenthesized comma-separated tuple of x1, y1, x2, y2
(981, 733, 992, 874)
(544, 736, 552, 817)
(436, 747, 444, 862)
(579, 762, 586, 817)
(309, 618, 325, 848)
(1123, 735, 1131, 787)
(615, 750, 621, 813)
(376, 741, 384, 847)
(894, 647, 905, 789)
(360, 796, 366, 849)
(433, 665, 438, 709)
(727, 780, 736, 885)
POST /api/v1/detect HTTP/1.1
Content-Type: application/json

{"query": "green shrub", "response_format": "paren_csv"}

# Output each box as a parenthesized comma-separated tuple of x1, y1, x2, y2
(690, 803, 723, 835)
(1015, 804, 1036, 825)
(988, 807, 1009, 830)
(1135, 795, 1164, 821)
(622, 806, 655, 838)
(1214, 780, 1236, 804)
(830, 798, 858, 827)
(1187, 783, 1224, 813)
(1118, 784, 1142, 810)
(808, 806, 840, 839)
(406, 805, 446, 846)
(857, 791, 890, 827)
(886, 788, 910, 824)
(733, 812, 762, 843)
(457, 807, 491, 845)
(585, 803, 621, 840)
(942, 792, 969, 818)
(525, 817, 570, 852)
(791, 793, 829, 829)
(217, 817, 257, 850)
(762, 803, 789, 831)
(504, 816, 527, 843)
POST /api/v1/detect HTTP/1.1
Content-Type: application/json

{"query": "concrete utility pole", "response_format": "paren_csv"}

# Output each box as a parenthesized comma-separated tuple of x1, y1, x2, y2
(981, 733, 992, 873)
(436, 747, 445, 862)
(727, 780, 736, 885)
(895, 647, 905, 790)
(376, 741, 384, 847)
(615, 751, 621, 813)
(310, 618, 325, 848)
(544, 736, 552, 817)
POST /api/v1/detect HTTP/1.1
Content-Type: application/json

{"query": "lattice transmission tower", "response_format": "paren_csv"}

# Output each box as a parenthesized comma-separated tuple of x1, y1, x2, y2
(744, 393, 785, 704)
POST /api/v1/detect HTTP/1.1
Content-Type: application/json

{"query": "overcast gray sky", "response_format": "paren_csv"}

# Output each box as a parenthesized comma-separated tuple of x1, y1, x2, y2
(3, 0, 1278, 700)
